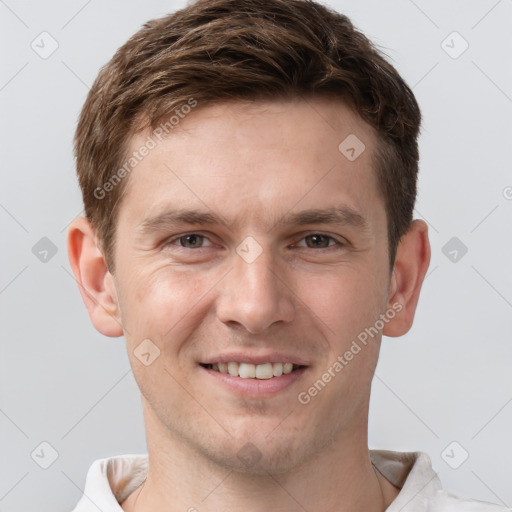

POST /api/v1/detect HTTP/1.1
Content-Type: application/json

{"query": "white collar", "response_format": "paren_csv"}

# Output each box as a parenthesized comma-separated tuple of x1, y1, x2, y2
(70, 450, 508, 511)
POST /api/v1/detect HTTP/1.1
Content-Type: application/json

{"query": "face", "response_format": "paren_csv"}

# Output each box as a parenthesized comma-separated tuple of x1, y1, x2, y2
(111, 98, 394, 473)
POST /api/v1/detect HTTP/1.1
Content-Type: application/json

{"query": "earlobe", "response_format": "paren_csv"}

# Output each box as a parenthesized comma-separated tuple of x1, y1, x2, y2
(67, 217, 124, 337)
(383, 220, 431, 338)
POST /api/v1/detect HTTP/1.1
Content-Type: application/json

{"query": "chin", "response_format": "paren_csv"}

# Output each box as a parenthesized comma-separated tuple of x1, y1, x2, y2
(193, 426, 323, 476)
(210, 442, 309, 475)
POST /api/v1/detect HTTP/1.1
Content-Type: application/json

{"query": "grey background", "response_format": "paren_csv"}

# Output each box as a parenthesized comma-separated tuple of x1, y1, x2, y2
(1, 0, 511, 510)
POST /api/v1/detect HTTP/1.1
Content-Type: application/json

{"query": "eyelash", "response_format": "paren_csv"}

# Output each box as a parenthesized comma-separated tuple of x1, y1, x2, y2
(164, 232, 345, 251)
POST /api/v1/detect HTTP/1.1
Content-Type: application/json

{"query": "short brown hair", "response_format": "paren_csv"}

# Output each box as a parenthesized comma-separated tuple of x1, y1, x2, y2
(74, 0, 421, 273)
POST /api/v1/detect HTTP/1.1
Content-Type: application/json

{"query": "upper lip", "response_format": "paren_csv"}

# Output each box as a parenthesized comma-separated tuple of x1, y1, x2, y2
(200, 352, 310, 366)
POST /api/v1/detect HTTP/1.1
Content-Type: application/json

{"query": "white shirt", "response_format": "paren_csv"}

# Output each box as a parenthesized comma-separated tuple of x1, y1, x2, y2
(70, 450, 510, 511)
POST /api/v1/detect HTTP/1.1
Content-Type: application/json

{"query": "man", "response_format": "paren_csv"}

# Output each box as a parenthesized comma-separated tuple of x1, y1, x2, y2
(67, 0, 508, 510)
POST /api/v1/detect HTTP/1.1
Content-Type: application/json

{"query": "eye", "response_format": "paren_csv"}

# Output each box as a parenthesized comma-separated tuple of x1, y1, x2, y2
(170, 234, 213, 249)
(295, 233, 341, 249)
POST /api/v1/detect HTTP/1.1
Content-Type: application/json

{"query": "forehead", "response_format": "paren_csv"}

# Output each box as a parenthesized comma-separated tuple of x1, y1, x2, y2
(117, 98, 382, 232)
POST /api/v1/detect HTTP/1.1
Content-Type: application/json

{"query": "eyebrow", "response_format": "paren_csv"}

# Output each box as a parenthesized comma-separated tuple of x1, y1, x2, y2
(136, 205, 369, 237)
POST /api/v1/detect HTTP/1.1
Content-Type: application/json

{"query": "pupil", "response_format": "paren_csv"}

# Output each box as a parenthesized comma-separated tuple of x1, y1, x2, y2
(184, 235, 201, 247)
(308, 234, 328, 248)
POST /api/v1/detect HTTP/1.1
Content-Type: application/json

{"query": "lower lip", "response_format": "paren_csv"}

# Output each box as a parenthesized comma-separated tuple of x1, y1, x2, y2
(200, 365, 308, 396)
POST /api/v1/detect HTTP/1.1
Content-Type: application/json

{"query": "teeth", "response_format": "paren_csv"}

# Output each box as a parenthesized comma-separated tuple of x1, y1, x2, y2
(273, 363, 283, 377)
(206, 361, 300, 379)
(239, 363, 256, 378)
(255, 363, 273, 380)
(227, 362, 239, 376)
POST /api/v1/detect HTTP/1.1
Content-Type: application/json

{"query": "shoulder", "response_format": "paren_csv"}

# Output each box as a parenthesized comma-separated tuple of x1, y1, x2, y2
(429, 490, 511, 511)
(70, 454, 148, 512)
(369, 450, 510, 512)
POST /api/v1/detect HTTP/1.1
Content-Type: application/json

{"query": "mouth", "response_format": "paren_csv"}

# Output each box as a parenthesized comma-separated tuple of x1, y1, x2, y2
(200, 361, 305, 379)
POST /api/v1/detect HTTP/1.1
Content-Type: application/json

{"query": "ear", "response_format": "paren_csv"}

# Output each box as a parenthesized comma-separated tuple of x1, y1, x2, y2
(383, 219, 431, 337)
(67, 216, 124, 337)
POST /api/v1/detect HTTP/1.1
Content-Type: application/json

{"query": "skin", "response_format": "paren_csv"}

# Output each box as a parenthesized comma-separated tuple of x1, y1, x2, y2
(68, 98, 431, 512)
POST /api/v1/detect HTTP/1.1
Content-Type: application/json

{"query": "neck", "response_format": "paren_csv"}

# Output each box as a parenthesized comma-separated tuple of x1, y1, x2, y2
(122, 403, 399, 512)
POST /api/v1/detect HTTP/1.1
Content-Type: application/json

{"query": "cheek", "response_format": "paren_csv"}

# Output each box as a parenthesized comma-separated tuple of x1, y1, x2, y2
(297, 265, 384, 335)
(119, 264, 219, 345)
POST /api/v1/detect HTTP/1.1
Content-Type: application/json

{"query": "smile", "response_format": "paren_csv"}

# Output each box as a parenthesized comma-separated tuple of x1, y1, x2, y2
(201, 362, 303, 379)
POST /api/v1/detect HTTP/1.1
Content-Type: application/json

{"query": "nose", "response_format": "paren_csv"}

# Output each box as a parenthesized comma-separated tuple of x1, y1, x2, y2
(215, 245, 295, 334)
